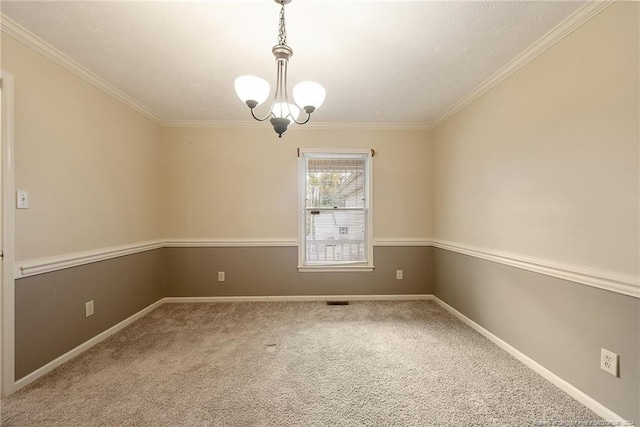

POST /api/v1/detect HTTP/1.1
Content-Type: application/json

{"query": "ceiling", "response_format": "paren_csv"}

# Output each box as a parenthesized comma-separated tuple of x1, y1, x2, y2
(1, 0, 585, 127)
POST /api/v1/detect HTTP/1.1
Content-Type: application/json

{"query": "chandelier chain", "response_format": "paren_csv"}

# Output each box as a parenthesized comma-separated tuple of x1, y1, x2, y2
(278, 2, 287, 46)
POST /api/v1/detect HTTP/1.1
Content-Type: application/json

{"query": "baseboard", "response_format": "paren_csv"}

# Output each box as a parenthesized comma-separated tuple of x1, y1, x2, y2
(13, 298, 164, 392)
(163, 294, 432, 303)
(430, 296, 626, 423)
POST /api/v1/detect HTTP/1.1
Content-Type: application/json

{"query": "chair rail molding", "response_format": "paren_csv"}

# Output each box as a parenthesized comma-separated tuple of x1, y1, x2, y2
(374, 239, 433, 247)
(163, 238, 297, 248)
(14, 238, 639, 299)
(431, 239, 639, 299)
(15, 240, 165, 278)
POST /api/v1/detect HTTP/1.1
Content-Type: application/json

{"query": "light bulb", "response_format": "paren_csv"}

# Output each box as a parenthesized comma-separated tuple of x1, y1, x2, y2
(234, 76, 270, 106)
(272, 102, 300, 120)
(293, 81, 326, 112)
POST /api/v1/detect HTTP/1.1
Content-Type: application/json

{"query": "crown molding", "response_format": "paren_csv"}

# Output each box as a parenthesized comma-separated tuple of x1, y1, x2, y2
(162, 120, 265, 129)
(0, 1, 616, 131)
(0, 12, 428, 132)
(302, 122, 432, 131)
(429, 0, 616, 129)
(163, 120, 432, 131)
(0, 14, 164, 125)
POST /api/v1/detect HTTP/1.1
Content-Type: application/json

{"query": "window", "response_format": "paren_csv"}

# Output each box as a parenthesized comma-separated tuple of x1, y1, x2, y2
(298, 149, 373, 272)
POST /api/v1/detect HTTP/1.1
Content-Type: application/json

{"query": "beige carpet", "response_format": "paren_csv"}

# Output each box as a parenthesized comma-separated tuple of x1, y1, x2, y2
(1, 301, 602, 426)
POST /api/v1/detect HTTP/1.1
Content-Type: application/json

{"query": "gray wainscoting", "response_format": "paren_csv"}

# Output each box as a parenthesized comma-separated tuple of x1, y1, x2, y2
(15, 249, 165, 380)
(164, 246, 434, 297)
(432, 247, 640, 423)
(15, 246, 433, 380)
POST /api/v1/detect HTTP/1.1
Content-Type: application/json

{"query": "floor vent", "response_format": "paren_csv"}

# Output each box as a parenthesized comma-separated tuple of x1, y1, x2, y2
(326, 301, 350, 306)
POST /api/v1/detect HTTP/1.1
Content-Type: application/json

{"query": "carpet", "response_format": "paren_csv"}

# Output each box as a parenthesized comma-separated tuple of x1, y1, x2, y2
(1, 301, 602, 426)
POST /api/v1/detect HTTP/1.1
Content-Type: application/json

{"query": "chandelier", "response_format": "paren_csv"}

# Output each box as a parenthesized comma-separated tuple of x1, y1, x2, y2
(234, 0, 326, 138)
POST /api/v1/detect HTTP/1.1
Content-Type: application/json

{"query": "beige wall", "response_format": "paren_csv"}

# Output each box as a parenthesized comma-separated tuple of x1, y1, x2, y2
(1, 34, 164, 262)
(162, 127, 432, 241)
(431, 2, 639, 276)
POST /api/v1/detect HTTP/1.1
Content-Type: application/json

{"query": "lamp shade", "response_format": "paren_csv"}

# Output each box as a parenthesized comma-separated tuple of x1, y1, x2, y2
(293, 81, 326, 109)
(234, 75, 270, 105)
(272, 102, 300, 120)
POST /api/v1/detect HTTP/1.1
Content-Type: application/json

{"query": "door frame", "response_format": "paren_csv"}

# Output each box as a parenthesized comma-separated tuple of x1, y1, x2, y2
(1, 70, 16, 396)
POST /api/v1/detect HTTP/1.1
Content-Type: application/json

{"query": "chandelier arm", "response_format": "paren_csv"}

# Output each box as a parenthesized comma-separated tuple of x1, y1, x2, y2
(250, 108, 272, 122)
(290, 112, 312, 125)
(249, 58, 285, 122)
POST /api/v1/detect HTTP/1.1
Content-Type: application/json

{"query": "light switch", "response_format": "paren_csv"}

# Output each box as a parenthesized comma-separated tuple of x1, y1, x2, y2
(16, 190, 29, 209)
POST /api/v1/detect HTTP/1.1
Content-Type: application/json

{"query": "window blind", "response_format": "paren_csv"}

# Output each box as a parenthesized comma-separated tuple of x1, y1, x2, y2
(304, 154, 368, 264)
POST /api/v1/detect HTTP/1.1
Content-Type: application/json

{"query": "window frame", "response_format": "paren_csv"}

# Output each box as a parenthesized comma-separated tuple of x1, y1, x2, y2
(297, 148, 374, 272)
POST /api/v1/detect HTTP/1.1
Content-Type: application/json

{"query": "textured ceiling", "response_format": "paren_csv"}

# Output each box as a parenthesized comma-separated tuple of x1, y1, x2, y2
(1, 1, 585, 126)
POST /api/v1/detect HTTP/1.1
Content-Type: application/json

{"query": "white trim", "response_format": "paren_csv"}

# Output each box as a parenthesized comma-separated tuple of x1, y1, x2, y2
(298, 148, 372, 156)
(431, 296, 627, 423)
(163, 238, 296, 248)
(431, 239, 639, 299)
(163, 294, 431, 303)
(297, 265, 375, 273)
(374, 239, 432, 247)
(0, 14, 163, 125)
(162, 120, 266, 129)
(301, 122, 431, 131)
(14, 299, 164, 392)
(14, 239, 297, 279)
(430, 0, 616, 129)
(298, 149, 374, 272)
(15, 240, 164, 279)
(163, 120, 432, 131)
(1, 70, 16, 396)
(13, 237, 640, 299)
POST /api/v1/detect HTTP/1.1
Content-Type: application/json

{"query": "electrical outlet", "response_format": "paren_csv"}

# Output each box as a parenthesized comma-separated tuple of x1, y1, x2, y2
(396, 270, 403, 280)
(600, 348, 618, 377)
(218, 271, 225, 282)
(85, 300, 94, 317)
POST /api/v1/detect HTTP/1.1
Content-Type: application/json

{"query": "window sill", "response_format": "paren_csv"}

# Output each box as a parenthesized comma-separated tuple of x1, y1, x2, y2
(297, 265, 375, 273)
